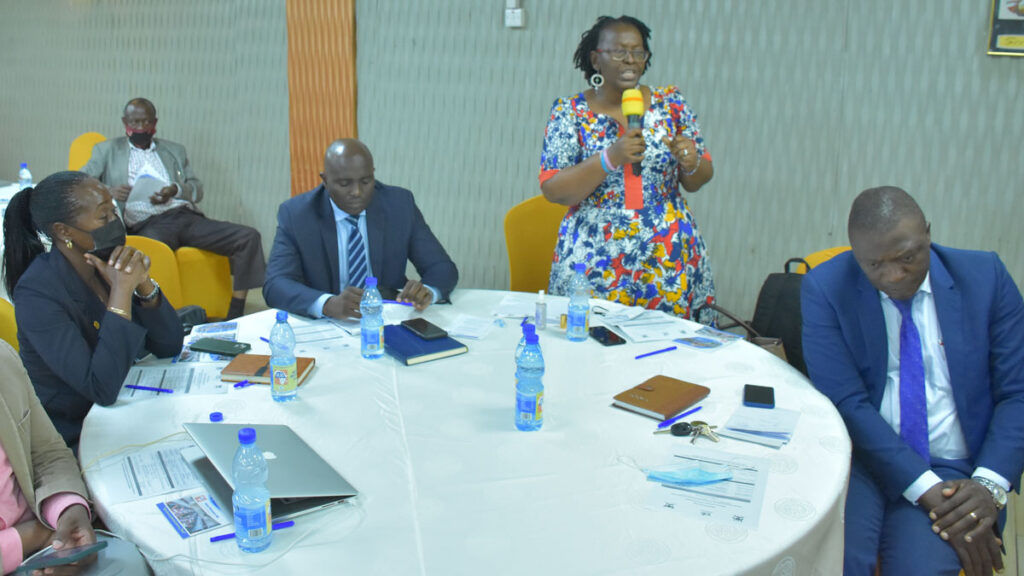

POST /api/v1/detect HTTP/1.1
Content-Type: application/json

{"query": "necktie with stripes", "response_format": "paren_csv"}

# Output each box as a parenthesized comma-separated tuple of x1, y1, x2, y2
(346, 215, 367, 289)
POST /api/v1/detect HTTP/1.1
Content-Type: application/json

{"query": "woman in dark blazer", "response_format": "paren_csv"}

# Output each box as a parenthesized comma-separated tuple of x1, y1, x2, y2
(2, 171, 182, 448)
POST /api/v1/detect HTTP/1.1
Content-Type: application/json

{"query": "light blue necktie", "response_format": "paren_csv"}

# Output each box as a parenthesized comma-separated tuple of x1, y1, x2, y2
(346, 215, 367, 289)
(893, 298, 929, 462)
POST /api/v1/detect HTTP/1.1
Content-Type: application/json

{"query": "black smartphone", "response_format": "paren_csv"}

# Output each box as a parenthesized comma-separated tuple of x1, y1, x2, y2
(16, 540, 108, 573)
(401, 318, 448, 340)
(189, 337, 251, 357)
(589, 326, 626, 346)
(743, 384, 775, 409)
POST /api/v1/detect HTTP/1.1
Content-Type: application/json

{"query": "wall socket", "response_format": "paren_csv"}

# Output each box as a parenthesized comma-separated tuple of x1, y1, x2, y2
(504, 8, 524, 28)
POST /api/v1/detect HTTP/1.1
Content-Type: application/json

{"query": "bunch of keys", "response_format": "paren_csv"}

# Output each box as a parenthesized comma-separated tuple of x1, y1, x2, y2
(653, 420, 720, 444)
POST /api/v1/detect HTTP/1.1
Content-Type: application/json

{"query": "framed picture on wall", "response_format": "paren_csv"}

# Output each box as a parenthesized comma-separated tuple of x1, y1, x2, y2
(989, 0, 1024, 56)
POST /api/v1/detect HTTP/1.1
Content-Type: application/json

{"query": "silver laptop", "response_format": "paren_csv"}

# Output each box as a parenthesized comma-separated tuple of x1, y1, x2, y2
(183, 422, 357, 521)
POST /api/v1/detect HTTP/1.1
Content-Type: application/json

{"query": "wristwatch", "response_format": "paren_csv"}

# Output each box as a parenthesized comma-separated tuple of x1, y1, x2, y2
(134, 278, 161, 302)
(972, 476, 1007, 511)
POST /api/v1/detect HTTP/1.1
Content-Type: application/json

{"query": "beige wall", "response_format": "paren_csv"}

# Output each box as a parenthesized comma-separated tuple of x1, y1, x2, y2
(1, 1, 1021, 320)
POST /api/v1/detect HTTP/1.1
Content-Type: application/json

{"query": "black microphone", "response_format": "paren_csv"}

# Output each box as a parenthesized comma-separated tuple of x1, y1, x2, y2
(622, 88, 644, 176)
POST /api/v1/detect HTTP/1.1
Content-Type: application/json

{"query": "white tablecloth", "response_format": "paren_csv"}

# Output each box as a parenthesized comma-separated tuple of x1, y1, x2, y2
(79, 289, 850, 575)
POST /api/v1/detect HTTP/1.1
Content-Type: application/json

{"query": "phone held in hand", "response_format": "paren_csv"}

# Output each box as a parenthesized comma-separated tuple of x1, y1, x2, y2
(589, 326, 626, 346)
(189, 337, 252, 357)
(743, 384, 775, 409)
(400, 318, 448, 340)
(16, 540, 108, 573)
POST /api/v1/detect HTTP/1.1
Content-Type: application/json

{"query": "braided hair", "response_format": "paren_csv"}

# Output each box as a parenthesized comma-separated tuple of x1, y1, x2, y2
(573, 15, 652, 81)
(2, 171, 90, 295)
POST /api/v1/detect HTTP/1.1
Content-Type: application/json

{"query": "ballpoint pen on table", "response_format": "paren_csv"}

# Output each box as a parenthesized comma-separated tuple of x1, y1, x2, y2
(260, 336, 270, 343)
(209, 520, 295, 543)
(125, 384, 174, 394)
(657, 405, 703, 429)
(233, 380, 255, 389)
(383, 299, 414, 307)
(634, 346, 677, 360)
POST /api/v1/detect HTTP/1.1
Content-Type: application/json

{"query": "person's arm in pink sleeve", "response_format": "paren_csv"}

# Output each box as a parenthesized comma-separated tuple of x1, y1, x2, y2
(0, 526, 24, 575)
(40, 494, 90, 530)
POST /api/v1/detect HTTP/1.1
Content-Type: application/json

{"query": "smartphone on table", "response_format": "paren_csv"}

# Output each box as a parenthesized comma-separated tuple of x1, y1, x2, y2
(589, 326, 626, 346)
(401, 318, 448, 340)
(16, 540, 108, 573)
(189, 337, 251, 357)
(743, 384, 775, 409)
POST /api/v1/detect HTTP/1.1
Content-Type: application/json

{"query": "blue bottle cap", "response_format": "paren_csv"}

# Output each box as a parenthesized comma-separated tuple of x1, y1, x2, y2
(19, 162, 27, 168)
(574, 263, 586, 273)
(525, 333, 540, 345)
(522, 323, 536, 335)
(276, 310, 288, 322)
(209, 412, 223, 422)
(238, 427, 256, 444)
(365, 276, 378, 288)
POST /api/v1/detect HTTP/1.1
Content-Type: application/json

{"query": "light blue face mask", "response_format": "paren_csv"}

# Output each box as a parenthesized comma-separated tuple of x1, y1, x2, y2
(643, 462, 732, 487)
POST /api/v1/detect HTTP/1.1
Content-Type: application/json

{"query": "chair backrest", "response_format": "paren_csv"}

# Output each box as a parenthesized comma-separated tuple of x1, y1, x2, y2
(125, 236, 184, 308)
(504, 195, 568, 293)
(750, 259, 809, 375)
(175, 247, 232, 320)
(68, 132, 107, 171)
(0, 298, 17, 352)
(796, 246, 851, 274)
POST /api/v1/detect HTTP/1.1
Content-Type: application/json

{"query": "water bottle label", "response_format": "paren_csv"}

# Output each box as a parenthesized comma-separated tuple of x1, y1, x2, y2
(361, 326, 383, 351)
(271, 362, 298, 394)
(516, 391, 543, 421)
(568, 309, 588, 330)
(234, 501, 270, 538)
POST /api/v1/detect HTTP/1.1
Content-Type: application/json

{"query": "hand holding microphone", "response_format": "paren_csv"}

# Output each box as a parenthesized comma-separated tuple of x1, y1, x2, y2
(621, 88, 645, 176)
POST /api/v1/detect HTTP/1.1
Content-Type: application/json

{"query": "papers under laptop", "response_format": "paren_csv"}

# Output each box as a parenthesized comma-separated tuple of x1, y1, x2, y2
(182, 423, 357, 521)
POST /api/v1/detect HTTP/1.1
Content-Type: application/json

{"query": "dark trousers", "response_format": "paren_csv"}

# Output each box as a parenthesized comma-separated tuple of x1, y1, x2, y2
(131, 207, 266, 291)
(844, 457, 1005, 575)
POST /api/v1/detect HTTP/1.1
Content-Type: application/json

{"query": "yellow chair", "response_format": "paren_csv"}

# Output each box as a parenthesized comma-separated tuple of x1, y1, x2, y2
(176, 247, 232, 320)
(0, 298, 18, 352)
(68, 132, 107, 171)
(504, 195, 568, 293)
(796, 246, 851, 274)
(125, 236, 184, 308)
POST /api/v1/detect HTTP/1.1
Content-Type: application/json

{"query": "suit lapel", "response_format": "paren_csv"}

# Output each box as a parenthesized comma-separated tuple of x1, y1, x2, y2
(365, 190, 385, 281)
(0, 390, 32, 505)
(929, 250, 968, 412)
(317, 188, 341, 294)
(154, 140, 180, 184)
(856, 271, 889, 407)
(114, 138, 130, 186)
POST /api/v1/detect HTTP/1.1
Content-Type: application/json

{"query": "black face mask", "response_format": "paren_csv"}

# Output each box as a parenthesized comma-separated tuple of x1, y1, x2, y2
(86, 218, 127, 262)
(128, 131, 154, 149)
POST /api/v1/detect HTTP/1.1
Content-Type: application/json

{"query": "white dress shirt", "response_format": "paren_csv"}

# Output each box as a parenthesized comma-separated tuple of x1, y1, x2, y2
(878, 273, 1010, 503)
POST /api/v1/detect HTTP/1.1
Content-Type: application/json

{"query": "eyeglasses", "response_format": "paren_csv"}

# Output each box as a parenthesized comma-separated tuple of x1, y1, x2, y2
(595, 49, 649, 62)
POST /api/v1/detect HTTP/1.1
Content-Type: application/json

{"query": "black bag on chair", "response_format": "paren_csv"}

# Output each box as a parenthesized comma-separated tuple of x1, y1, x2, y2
(697, 258, 808, 375)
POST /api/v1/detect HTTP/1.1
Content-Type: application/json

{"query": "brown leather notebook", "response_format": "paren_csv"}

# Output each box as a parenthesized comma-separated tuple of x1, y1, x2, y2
(612, 375, 710, 420)
(220, 353, 316, 386)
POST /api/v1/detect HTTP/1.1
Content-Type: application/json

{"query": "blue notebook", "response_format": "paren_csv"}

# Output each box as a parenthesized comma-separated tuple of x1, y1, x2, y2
(383, 324, 468, 365)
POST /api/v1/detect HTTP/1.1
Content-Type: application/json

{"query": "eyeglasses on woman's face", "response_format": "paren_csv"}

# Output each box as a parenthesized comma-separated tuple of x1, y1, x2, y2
(595, 49, 649, 62)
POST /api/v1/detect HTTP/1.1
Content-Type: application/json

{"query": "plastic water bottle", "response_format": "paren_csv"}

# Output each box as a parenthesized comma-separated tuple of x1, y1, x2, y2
(567, 263, 590, 342)
(269, 311, 298, 402)
(17, 163, 32, 190)
(232, 427, 272, 553)
(360, 276, 384, 359)
(514, 322, 537, 369)
(515, 332, 544, 431)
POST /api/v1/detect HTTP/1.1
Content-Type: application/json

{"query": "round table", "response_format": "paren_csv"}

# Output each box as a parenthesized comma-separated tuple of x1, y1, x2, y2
(79, 289, 851, 575)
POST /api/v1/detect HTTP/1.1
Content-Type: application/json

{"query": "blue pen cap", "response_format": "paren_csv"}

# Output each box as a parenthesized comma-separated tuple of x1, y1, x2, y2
(238, 427, 256, 445)
(574, 263, 586, 274)
(276, 310, 288, 322)
(209, 412, 223, 423)
(365, 276, 378, 288)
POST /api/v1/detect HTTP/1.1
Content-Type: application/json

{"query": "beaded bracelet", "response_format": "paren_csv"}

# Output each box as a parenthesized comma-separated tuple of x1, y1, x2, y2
(682, 153, 702, 177)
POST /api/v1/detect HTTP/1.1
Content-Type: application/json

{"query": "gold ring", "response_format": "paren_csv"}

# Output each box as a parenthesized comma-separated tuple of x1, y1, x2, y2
(970, 511, 979, 521)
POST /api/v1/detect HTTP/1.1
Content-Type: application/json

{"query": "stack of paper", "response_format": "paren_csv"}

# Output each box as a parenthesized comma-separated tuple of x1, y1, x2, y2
(717, 406, 801, 448)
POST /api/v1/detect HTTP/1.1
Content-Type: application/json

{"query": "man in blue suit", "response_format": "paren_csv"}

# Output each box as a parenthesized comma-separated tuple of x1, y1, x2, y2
(263, 139, 458, 319)
(801, 186, 1024, 576)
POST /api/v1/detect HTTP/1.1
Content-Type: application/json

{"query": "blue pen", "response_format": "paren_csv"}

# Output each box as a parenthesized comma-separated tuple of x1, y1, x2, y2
(657, 405, 703, 429)
(233, 379, 255, 389)
(383, 299, 414, 307)
(125, 384, 174, 394)
(260, 336, 270, 343)
(634, 345, 677, 360)
(209, 520, 295, 543)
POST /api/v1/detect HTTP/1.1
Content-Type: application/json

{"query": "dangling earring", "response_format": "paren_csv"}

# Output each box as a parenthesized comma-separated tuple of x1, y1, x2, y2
(65, 239, 73, 249)
(589, 72, 604, 93)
